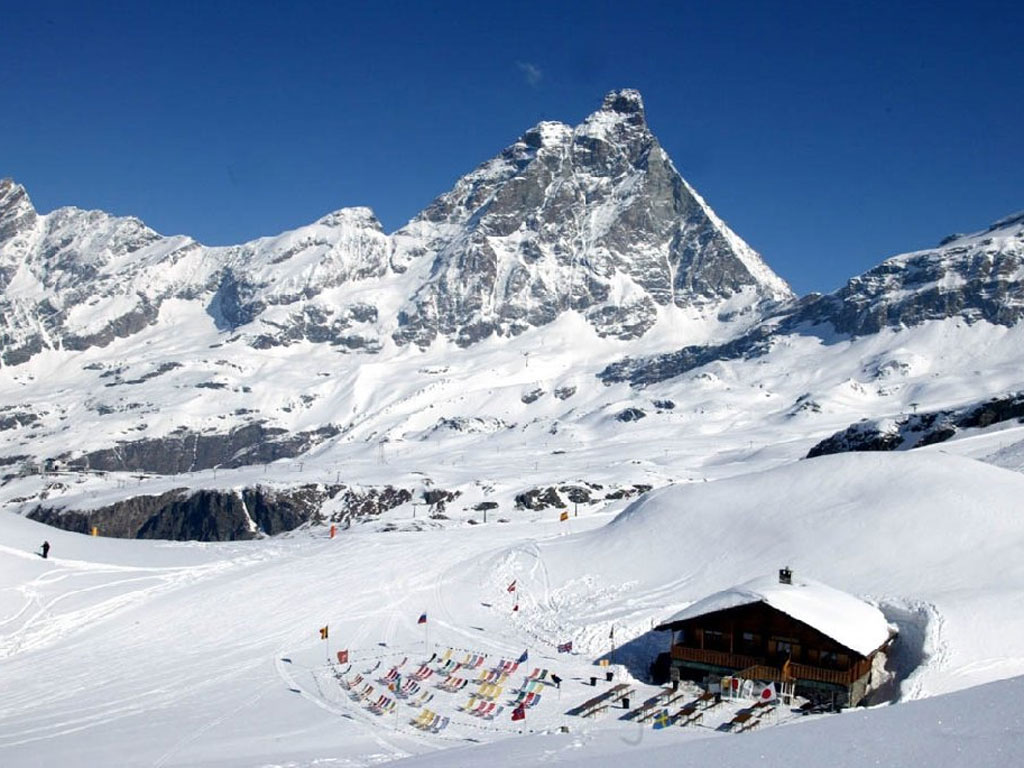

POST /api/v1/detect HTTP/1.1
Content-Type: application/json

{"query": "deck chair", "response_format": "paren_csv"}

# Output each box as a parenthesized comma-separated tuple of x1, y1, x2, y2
(411, 709, 432, 728)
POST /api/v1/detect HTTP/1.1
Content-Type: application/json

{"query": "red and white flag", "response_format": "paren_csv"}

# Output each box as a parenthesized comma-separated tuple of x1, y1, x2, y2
(507, 580, 517, 593)
(337, 650, 349, 664)
(759, 681, 778, 702)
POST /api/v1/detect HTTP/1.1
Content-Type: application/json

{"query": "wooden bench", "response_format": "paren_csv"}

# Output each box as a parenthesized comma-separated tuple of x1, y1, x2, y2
(633, 700, 661, 722)
(659, 687, 687, 707)
(674, 705, 703, 727)
(729, 711, 754, 730)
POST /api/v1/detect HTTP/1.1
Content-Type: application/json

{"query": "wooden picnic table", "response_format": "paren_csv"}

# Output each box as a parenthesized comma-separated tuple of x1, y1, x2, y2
(730, 711, 754, 728)
(575, 683, 634, 718)
(674, 704, 703, 727)
(659, 687, 687, 706)
(633, 700, 662, 722)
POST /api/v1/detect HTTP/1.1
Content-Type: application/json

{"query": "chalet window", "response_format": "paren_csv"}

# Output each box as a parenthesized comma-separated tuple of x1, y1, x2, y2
(740, 632, 760, 652)
(703, 629, 728, 651)
(772, 636, 800, 661)
(675, 629, 687, 646)
(819, 650, 838, 668)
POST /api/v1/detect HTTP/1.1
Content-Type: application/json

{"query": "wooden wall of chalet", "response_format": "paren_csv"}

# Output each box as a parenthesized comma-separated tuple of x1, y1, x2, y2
(665, 601, 867, 670)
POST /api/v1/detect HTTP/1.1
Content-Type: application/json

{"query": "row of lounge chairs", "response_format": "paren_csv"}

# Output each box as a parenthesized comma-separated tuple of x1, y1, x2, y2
(410, 708, 450, 733)
(459, 697, 505, 720)
(437, 675, 470, 692)
(511, 690, 541, 707)
(474, 669, 509, 685)
(367, 694, 397, 716)
(473, 682, 504, 701)
(515, 678, 545, 695)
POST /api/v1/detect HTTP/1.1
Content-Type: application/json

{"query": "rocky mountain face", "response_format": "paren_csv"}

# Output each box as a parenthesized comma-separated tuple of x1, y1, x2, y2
(0, 89, 790, 369)
(806, 391, 1024, 458)
(390, 89, 792, 347)
(601, 211, 1024, 387)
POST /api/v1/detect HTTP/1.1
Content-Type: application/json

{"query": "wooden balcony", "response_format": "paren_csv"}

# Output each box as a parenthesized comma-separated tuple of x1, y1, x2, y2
(671, 645, 871, 687)
(670, 645, 757, 671)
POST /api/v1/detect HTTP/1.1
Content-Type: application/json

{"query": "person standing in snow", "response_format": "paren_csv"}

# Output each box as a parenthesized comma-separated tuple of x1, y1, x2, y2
(41, 541, 50, 559)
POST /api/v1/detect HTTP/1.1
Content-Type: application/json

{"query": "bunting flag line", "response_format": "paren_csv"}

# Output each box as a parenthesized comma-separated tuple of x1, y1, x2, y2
(336, 650, 349, 664)
(507, 580, 517, 593)
(417, 613, 427, 625)
(319, 625, 329, 640)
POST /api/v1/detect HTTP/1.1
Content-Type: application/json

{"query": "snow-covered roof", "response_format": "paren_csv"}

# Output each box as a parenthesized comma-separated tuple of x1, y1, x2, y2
(657, 574, 893, 657)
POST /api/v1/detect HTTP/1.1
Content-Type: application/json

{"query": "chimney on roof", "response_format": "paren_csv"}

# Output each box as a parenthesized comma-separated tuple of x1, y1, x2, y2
(779, 567, 793, 585)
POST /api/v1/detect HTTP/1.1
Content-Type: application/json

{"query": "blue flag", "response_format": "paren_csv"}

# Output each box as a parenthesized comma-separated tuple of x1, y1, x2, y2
(417, 613, 427, 625)
(517, 649, 528, 663)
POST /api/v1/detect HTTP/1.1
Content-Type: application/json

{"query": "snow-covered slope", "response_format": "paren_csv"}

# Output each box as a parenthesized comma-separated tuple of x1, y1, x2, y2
(3, 450, 1024, 767)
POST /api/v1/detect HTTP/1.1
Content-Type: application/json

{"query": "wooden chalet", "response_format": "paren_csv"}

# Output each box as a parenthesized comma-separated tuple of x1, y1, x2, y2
(655, 568, 896, 707)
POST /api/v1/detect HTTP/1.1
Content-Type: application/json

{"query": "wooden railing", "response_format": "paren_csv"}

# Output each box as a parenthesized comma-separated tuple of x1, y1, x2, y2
(672, 645, 870, 686)
(670, 646, 757, 670)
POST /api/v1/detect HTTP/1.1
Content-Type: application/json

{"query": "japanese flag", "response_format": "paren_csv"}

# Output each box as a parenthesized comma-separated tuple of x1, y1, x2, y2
(759, 682, 778, 702)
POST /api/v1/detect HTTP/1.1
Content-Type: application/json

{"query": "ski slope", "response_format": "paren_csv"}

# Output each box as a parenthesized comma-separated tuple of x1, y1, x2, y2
(3, 450, 1024, 766)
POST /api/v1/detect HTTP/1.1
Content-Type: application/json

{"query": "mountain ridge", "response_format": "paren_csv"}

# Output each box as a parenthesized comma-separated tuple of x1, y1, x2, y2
(2, 91, 1023, 544)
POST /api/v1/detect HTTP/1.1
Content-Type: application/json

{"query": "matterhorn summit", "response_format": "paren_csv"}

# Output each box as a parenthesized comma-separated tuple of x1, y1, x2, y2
(392, 88, 793, 347)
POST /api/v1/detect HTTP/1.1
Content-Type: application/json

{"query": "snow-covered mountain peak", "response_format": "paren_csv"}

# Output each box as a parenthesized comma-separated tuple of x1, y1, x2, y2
(520, 120, 573, 149)
(600, 88, 646, 119)
(0, 177, 38, 239)
(313, 206, 384, 231)
(576, 88, 650, 148)
(987, 209, 1024, 233)
(389, 90, 791, 347)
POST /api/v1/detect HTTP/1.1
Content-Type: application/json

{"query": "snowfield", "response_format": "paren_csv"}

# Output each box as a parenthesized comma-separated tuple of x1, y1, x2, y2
(3, 450, 1024, 766)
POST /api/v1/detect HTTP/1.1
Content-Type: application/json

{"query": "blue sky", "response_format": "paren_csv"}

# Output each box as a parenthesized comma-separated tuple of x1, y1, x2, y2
(2, 0, 1021, 294)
